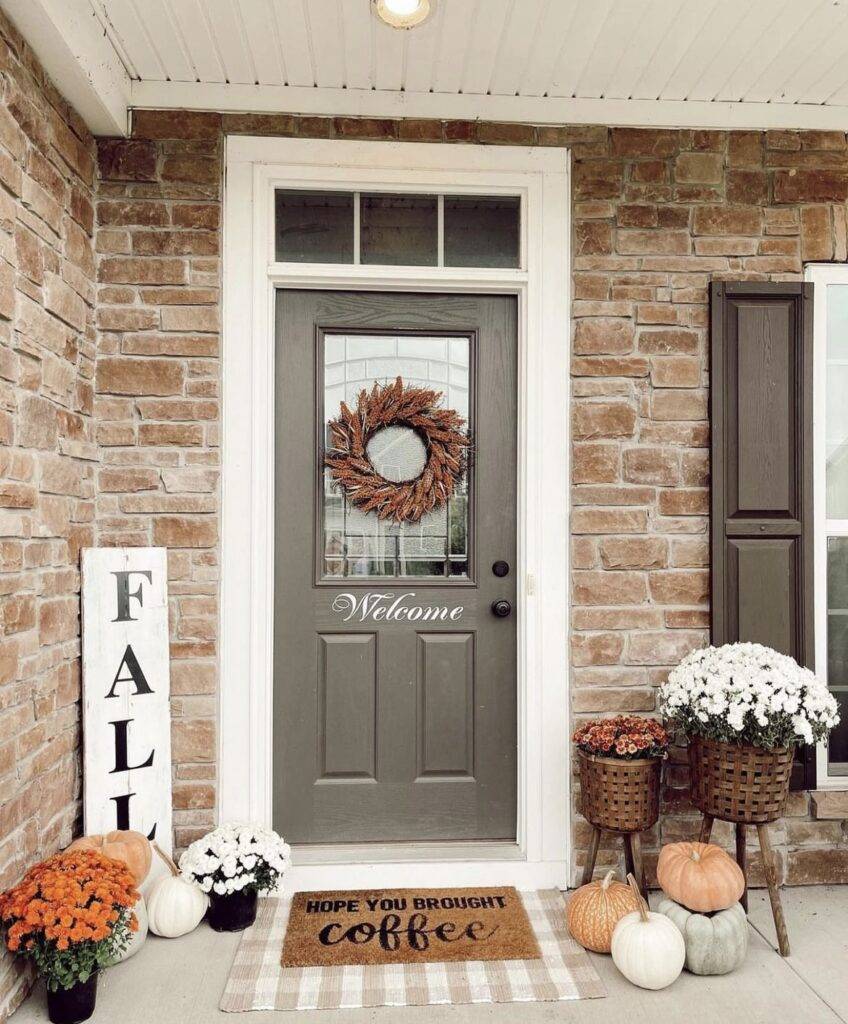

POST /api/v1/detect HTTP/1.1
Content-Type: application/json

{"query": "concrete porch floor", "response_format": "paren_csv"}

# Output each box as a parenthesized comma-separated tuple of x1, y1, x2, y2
(13, 886, 848, 1024)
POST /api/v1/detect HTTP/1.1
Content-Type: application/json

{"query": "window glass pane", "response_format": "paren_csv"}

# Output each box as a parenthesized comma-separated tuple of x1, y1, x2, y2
(360, 194, 437, 266)
(275, 190, 354, 263)
(322, 333, 470, 579)
(444, 195, 520, 268)
(827, 536, 848, 774)
(826, 284, 848, 516)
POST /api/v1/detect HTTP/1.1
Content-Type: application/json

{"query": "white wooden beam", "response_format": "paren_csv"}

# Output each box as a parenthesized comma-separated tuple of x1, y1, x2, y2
(131, 78, 848, 133)
(1, 0, 130, 136)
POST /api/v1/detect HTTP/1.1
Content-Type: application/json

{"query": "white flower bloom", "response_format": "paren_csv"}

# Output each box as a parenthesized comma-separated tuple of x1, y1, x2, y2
(659, 642, 839, 749)
(179, 822, 292, 895)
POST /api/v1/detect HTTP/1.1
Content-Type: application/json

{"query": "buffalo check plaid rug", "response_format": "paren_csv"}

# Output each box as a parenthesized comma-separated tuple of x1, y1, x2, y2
(220, 889, 605, 1011)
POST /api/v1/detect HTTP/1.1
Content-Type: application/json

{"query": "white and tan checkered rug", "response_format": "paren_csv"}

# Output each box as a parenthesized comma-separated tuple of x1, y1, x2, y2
(220, 889, 605, 1012)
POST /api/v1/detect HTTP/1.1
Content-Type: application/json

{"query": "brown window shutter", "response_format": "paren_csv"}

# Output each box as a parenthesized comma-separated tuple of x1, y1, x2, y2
(710, 281, 815, 790)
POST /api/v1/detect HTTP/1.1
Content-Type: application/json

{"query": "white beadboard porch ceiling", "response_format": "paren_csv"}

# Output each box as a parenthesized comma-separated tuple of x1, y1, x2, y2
(100, 0, 848, 106)
(7, 0, 848, 135)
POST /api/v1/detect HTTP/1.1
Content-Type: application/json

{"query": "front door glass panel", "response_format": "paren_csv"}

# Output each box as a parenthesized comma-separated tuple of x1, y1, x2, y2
(321, 333, 471, 580)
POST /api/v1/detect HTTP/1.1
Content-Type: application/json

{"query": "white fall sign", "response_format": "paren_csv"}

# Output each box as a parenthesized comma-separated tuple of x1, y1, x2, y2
(81, 547, 173, 855)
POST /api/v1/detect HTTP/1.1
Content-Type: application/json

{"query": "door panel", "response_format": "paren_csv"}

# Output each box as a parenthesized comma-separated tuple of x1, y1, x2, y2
(728, 538, 798, 656)
(416, 632, 475, 778)
(317, 633, 377, 779)
(274, 291, 517, 843)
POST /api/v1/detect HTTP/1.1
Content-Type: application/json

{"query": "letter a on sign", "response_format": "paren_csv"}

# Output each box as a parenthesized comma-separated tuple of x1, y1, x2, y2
(81, 548, 173, 854)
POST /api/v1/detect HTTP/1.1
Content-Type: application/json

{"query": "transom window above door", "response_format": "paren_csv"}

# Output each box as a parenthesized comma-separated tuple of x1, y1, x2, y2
(275, 190, 520, 268)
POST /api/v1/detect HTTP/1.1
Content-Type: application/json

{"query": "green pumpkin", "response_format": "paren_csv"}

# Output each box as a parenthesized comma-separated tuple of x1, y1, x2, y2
(657, 898, 748, 975)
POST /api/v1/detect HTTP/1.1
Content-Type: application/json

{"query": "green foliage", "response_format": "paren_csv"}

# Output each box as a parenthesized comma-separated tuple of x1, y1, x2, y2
(8, 909, 134, 992)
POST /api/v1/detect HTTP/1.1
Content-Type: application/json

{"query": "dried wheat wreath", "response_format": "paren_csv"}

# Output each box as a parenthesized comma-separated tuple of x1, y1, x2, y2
(325, 376, 470, 523)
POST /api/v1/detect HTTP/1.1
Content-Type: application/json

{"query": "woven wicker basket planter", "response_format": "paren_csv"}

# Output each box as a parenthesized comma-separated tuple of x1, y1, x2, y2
(688, 735, 794, 824)
(578, 750, 661, 834)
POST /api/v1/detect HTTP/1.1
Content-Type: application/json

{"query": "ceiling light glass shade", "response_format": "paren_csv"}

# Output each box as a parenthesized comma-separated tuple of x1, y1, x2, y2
(372, 0, 432, 29)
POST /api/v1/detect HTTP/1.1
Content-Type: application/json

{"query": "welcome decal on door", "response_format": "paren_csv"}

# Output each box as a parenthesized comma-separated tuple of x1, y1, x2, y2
(81, 548, 172, 854)
(332, 591, 465, 623)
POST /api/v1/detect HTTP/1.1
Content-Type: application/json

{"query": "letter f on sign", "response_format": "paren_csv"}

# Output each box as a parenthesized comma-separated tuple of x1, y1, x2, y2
(112, 570, 152, 622)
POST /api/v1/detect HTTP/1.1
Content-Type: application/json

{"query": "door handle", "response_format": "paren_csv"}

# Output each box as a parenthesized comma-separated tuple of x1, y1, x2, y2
(491, 600, 512, 618)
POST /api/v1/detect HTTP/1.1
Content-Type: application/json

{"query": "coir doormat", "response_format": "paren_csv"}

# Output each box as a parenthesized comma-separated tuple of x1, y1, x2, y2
(280, 887, 540, 968)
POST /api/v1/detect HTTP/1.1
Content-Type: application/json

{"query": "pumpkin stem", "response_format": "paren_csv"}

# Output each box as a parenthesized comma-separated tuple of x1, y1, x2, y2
(152, 842, 179, 877)
(626, 873, 650, 923)
(600, 870, 616, 891)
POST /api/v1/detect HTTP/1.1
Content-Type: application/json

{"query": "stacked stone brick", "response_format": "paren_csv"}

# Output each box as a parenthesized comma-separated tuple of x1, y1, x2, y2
(0, 11, 97, 1015)
(110, 113, 848, 890)
(569, 125, 848, 886)
(4, 27, 848, 1013)
(95, 111, 221, 855)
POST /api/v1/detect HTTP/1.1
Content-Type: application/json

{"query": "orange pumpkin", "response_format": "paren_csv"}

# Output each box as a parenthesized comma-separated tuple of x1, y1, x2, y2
(68, 830, 152, 885)
(657, 841, 744, 912)
(567, 870, 641, 953)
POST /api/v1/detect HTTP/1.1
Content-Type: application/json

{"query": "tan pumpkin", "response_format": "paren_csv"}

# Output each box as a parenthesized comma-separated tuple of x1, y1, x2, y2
(657, 841, 744, 912)
(68, 830, 152, 885)
(567, 870, 641, 953)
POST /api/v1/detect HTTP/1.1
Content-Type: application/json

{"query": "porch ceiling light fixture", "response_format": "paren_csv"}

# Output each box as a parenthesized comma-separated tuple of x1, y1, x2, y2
(372, 0, 432, 30)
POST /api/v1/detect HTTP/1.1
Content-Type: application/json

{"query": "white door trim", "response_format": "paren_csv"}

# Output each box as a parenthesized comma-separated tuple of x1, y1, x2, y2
(806, 262, 848, 791)
(221, 136, 571, 888)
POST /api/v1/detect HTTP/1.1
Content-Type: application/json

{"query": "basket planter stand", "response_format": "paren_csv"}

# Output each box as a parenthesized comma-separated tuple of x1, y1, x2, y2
(689, 736, 794, 957)
(578, 751, 661, 900)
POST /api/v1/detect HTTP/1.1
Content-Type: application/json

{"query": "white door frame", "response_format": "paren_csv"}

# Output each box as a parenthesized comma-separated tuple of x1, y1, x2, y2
(807, 262, 848, 791)
(221, 135, 571, 888)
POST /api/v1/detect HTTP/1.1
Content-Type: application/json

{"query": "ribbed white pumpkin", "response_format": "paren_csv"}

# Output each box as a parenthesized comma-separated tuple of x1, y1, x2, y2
(146, 875, 208, 938)
(611, 875, 685, 991)
(657, 898, 748, 975)
(138, 842, 179, 900)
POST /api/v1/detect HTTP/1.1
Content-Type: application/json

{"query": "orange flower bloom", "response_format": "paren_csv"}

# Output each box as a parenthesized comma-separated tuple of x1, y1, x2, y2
(573, 714, 670, 760)
(0, 849, 139, 961)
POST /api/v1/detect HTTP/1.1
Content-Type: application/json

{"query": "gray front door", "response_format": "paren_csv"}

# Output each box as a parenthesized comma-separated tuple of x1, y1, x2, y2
(273, 291, 517, 844)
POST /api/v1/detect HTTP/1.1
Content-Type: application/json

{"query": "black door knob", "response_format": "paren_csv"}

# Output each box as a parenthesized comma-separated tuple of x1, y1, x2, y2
(491, 600, 512, 618)
(492, 560, 510, 577)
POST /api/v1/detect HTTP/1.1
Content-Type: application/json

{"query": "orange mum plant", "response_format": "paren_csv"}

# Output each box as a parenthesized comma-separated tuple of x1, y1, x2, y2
(0, 849, 139, 991)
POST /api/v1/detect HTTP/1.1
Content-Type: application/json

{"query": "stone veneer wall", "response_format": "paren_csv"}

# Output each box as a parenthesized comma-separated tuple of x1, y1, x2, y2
(0, 11, 97, 1016)
(95, 111, 222, 855)
(8, 95, 848, 1016)
(95, 111, 848, 891)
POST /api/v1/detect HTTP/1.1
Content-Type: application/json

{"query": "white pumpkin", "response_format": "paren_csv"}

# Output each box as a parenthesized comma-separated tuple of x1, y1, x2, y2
(611, 875, 685, 991)
(146, 875, 208, 938)
(138, 842, 180, 900)
(657, 898, 748, 975)
(109, 897, 148, 964)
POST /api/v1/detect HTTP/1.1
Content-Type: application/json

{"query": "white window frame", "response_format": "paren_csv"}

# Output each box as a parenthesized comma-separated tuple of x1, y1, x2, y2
(221, 136, 572, 888)
(808, 263, 848, 789)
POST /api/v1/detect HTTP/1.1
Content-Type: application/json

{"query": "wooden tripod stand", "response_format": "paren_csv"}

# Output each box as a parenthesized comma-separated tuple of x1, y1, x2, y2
(580, 826, 649, 901)
(698, 813, 790, 957)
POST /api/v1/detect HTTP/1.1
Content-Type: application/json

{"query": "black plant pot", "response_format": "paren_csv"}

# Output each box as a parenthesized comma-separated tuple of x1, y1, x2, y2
(208, 888, 258, 932)
(46, 972, 98, 1024)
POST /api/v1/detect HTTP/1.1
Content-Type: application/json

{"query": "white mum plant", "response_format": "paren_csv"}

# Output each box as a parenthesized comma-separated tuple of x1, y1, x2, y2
(659, 642, 839, 749)
(179, 823, 291, 897)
